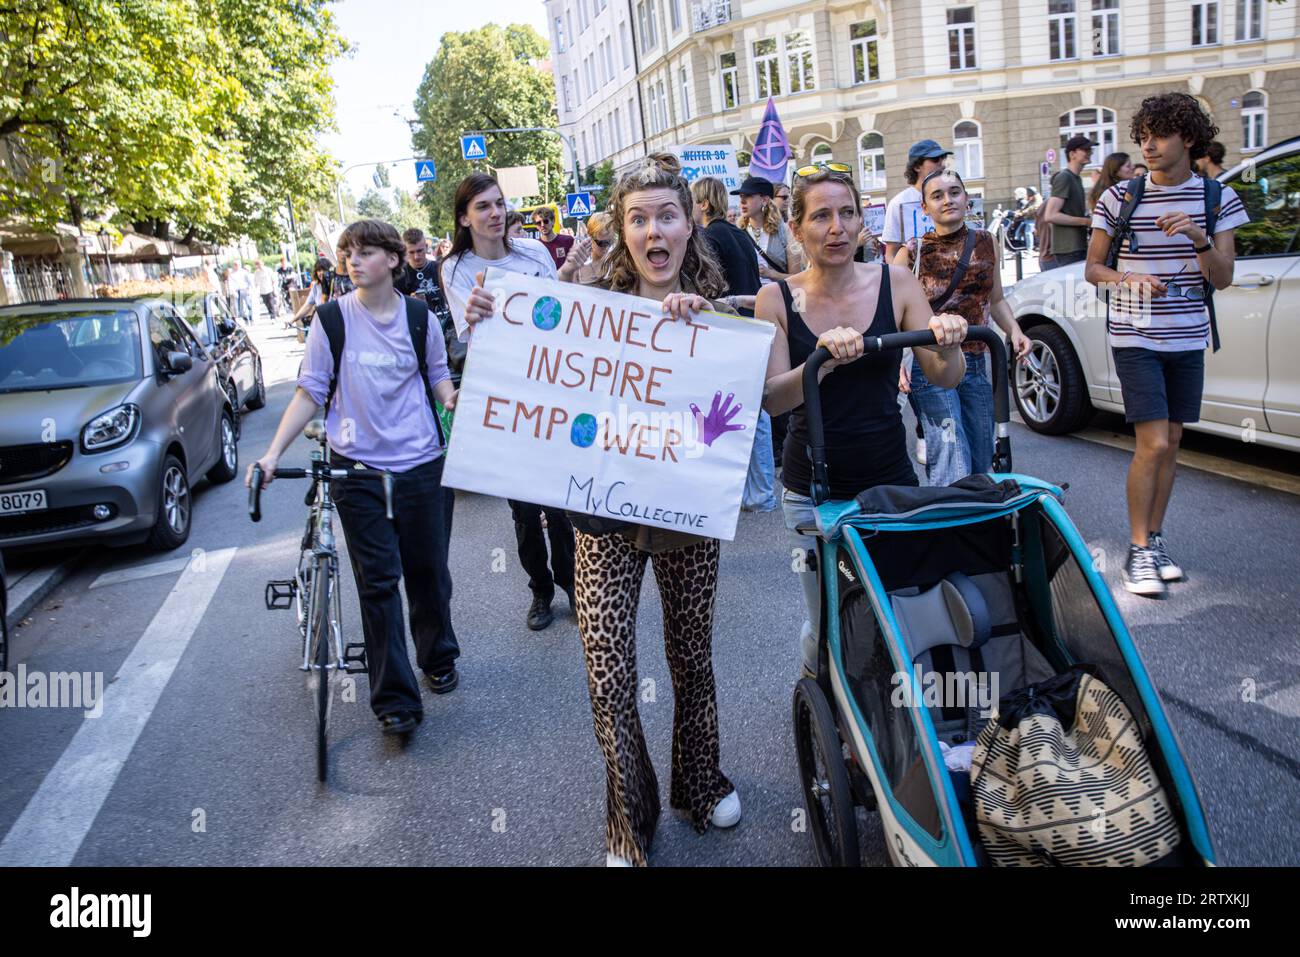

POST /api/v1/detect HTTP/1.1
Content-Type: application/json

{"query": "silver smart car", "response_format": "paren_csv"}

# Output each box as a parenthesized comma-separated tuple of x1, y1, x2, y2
(0, 297, 239, 551)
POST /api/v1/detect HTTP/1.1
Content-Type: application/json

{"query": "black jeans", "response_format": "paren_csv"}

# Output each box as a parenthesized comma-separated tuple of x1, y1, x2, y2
(507, 499, 575, 601)
(333, 453, 458, 718)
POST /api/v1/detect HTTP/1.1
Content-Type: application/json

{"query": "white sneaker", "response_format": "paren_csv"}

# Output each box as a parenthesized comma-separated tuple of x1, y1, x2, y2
(605, 852, 633, 867)
(712, 790, 742, 828)
(915, 438, 928, 466)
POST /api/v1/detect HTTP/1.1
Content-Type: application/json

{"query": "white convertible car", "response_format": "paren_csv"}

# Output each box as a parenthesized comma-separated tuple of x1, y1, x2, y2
(1005, 135, 1299, 452)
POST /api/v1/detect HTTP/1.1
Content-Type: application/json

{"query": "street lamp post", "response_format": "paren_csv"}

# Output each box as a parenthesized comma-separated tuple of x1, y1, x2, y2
(97, 226, 114, 290)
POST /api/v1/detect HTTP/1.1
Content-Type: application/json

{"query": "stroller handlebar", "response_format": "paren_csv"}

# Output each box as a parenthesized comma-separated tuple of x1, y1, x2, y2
(801, 325, 1013, 505)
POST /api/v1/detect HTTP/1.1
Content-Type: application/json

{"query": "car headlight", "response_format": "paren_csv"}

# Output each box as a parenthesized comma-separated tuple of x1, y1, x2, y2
(82, 404, 140, 453)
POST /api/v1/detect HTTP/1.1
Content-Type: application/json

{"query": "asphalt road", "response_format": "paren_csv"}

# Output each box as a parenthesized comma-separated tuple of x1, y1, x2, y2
(1, 320, 1297, 867)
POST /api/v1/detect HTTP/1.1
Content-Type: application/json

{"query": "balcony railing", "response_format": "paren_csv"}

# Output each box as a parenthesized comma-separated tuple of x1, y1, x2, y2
(692, 0, 732, 33)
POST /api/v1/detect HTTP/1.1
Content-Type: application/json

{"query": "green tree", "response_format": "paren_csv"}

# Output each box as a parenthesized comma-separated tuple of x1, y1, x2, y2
(411, 24, 564, 234)
(0, 0, 346, 242)
(357, 188, 395, 221)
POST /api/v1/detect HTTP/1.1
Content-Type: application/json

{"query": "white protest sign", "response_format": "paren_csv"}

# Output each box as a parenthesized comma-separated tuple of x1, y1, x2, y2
(668, 145, 743, 201)
(442, 270, 774, 541)
(863, 203, 886, 237)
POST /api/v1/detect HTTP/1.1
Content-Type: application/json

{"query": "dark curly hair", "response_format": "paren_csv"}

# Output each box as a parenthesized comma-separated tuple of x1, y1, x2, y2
(1129, 93, 1218, 162)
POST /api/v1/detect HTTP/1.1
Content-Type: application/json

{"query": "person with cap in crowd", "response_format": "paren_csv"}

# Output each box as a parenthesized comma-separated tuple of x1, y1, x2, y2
(882, 139, 953, 262)
(732, 176, 800, 282)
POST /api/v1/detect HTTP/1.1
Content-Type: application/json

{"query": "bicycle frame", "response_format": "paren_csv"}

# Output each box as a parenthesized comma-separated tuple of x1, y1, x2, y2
(295, 439, 345, 675)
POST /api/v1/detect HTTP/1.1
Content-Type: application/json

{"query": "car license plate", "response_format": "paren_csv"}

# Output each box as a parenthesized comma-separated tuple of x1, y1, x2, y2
(0, 489, 48, 514)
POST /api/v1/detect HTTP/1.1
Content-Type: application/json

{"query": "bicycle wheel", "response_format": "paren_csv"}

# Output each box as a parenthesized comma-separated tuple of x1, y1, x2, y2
(307, 560, 332, 782)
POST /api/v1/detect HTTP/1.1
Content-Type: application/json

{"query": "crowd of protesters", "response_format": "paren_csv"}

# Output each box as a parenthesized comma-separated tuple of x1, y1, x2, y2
(243, 90, 1244, 865)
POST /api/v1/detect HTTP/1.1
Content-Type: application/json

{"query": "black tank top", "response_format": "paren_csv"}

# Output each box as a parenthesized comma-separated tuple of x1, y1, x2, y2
(780, 264, 918, 500)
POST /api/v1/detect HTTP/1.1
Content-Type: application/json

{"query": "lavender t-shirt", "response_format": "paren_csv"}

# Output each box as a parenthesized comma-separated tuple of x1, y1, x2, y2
(297, 291, 451, 471)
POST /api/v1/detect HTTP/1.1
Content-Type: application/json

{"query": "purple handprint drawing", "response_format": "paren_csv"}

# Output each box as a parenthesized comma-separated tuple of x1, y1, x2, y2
(690, 391, 746, 447)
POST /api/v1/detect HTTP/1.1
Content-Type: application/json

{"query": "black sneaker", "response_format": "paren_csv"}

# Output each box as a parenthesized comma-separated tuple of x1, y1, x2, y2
(1122, 544, 1167, 598)
(426, 668, 458, 694)
(1147, 532, 1184, 582)
(380, 711, 418, 735)
(527, 594, 554, 631)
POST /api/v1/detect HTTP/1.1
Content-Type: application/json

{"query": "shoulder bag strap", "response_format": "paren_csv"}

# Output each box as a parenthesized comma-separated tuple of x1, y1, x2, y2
(928, 227, 979, 313)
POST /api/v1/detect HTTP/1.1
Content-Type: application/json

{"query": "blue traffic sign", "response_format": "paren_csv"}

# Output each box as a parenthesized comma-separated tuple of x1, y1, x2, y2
(460, 135, 488, 161)
(414, 159, 437, 182)
(566, 192, 593, 218)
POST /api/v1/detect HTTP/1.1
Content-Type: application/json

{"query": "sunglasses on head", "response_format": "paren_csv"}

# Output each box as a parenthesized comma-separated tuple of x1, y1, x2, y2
(795, 162, 853, 178)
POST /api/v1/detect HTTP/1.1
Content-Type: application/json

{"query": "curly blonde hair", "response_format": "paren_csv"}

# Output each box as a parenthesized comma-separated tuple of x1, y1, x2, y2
(603, 153, 726, 298)
(739, 190, 784, 236)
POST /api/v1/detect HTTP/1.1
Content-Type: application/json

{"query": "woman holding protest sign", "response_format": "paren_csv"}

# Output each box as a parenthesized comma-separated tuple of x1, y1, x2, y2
(462, 153, 740, 867)
(443, 173, 578, 634)
(760, 163, 970, 676)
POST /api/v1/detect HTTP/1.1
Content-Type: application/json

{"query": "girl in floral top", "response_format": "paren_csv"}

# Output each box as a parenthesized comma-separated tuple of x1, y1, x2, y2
(892, 169, 1031, 486)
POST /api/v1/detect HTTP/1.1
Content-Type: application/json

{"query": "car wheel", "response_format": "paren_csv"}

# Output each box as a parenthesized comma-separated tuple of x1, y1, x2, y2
(245, 359, 267, 410)
(207, 410, 239, 484)
(1014, 324, 1092, 435)
(147, 454, 192, 551)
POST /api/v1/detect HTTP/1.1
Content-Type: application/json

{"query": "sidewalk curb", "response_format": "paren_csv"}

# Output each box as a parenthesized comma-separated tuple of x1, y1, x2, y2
(5, 551, 86, 634)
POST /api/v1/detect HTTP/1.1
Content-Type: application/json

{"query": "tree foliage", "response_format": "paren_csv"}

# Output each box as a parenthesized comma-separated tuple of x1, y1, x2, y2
(412, 24, 565, 235)
(0, 0, 347, 242)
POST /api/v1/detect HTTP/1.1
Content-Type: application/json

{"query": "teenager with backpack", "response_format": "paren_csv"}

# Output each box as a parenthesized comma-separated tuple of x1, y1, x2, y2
(893, 169, 1030, 487)
(1085, 93, 1248, 597)
(247, 219, 461, 736)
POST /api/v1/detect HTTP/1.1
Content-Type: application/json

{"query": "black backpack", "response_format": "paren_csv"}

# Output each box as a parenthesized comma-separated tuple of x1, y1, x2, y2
(313, 295, 447, 447)
(1105, 174, 1224, 351)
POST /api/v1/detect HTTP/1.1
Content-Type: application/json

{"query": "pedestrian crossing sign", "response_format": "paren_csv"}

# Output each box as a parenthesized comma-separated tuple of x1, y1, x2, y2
(415, 160, 437, 182)
(461, 134, 488, 161)
(566, 192, 593, 218)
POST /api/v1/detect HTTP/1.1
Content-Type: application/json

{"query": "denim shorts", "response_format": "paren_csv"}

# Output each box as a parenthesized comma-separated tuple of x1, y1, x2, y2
(1112, 346, 1204, 424)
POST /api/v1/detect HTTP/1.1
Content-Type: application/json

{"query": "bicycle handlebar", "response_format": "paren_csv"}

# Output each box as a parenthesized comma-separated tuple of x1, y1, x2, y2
(801, 325, 1012, 505)
(248, 464, 394, 523)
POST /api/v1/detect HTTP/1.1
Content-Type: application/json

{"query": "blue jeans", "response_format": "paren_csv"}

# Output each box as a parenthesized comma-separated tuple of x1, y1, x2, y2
(909, 353, 994, 487)
(743, 410, 777, 511)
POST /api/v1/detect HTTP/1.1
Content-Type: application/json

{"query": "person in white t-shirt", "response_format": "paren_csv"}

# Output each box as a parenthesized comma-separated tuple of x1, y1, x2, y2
(882, 139, 952, 262)
(440, 173, 575, 635)
(225, 260, 253, 321)
(1085, 93, 1248, 598)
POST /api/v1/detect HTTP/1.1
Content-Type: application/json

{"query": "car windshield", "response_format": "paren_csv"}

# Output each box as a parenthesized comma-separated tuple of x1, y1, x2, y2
(0, 310, 143, 394)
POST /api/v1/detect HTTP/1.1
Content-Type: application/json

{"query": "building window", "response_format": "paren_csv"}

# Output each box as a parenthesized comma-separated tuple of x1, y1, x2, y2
(1092, 0, 1120, 56)
(1059, 107, 1117, 168)
(1242, 90, 1267, 151)
(753, 38, 781, 99)
(573, 69, 582, 102)
(719, 52, 738, 110)
(554, 16, 566, 53)
(613, 107, 622, 149)
(1049, 1, 1078, 61)
(637, 1, 659, 53)
(858, 132, 886, 192)
(811, 142, 834, 164)
(561, 75, 575, 113)
(596, 118, 605, 158)
(947, 7, 977, 71)
(1235, 0, 1263, 41)
(585, 56, 596, 97)
(679, 66, 691, 121)
(785, 31, 816, 94)
(620, 21, 632, 67)
(953, 121, 983, 180)
(658, 79, 668, 128)
(605, 38, 616, 82)
(850, 20, 880, 84)
(577, 0, 587, 33)
(669, 0, 681, 33)
(1192, 1, 1219, 46)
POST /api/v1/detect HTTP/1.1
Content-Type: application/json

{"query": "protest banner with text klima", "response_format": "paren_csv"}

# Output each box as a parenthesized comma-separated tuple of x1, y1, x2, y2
(442, 270, 774, 541)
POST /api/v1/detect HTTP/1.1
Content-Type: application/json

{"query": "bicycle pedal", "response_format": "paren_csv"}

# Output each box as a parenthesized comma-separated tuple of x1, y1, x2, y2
(265, 580, 296, 610)
(343, 642, 368, 673)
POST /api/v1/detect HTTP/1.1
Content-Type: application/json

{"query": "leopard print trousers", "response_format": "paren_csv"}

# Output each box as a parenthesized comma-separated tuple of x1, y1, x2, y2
(574, 530, 734, 866)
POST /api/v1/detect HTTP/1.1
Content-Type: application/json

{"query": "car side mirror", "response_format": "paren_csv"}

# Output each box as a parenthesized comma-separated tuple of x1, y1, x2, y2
(165, 351, 193, 375)
(217, 318, 237, 337)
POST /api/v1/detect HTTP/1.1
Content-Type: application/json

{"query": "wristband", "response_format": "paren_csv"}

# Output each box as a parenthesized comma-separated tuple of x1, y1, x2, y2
(1193, 242, 1213, 254)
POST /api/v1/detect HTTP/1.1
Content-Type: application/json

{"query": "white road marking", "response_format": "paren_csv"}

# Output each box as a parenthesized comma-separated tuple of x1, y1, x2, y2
(1260, 682, 1300, 719)
(89, 555, 192, 590)
(0, 548, 236, 866)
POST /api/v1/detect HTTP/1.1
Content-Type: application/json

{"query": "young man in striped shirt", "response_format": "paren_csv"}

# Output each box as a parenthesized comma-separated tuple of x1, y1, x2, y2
(1085, 93, 1248, 597)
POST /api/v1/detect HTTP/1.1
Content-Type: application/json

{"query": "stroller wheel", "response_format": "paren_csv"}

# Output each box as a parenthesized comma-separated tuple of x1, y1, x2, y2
(793, 677, 860, 867)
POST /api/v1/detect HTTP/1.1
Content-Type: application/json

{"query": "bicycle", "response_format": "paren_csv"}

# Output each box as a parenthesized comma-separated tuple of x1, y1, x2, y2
(248, 421, 392, 782)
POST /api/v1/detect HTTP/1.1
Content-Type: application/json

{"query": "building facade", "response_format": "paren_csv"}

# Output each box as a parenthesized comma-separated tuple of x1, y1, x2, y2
(546, 0, 1300, 207)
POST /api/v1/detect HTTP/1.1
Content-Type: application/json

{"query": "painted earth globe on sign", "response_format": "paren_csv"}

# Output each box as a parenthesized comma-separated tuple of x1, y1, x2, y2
(532, 295, 562, 331)
(570, 413, 598, 448)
